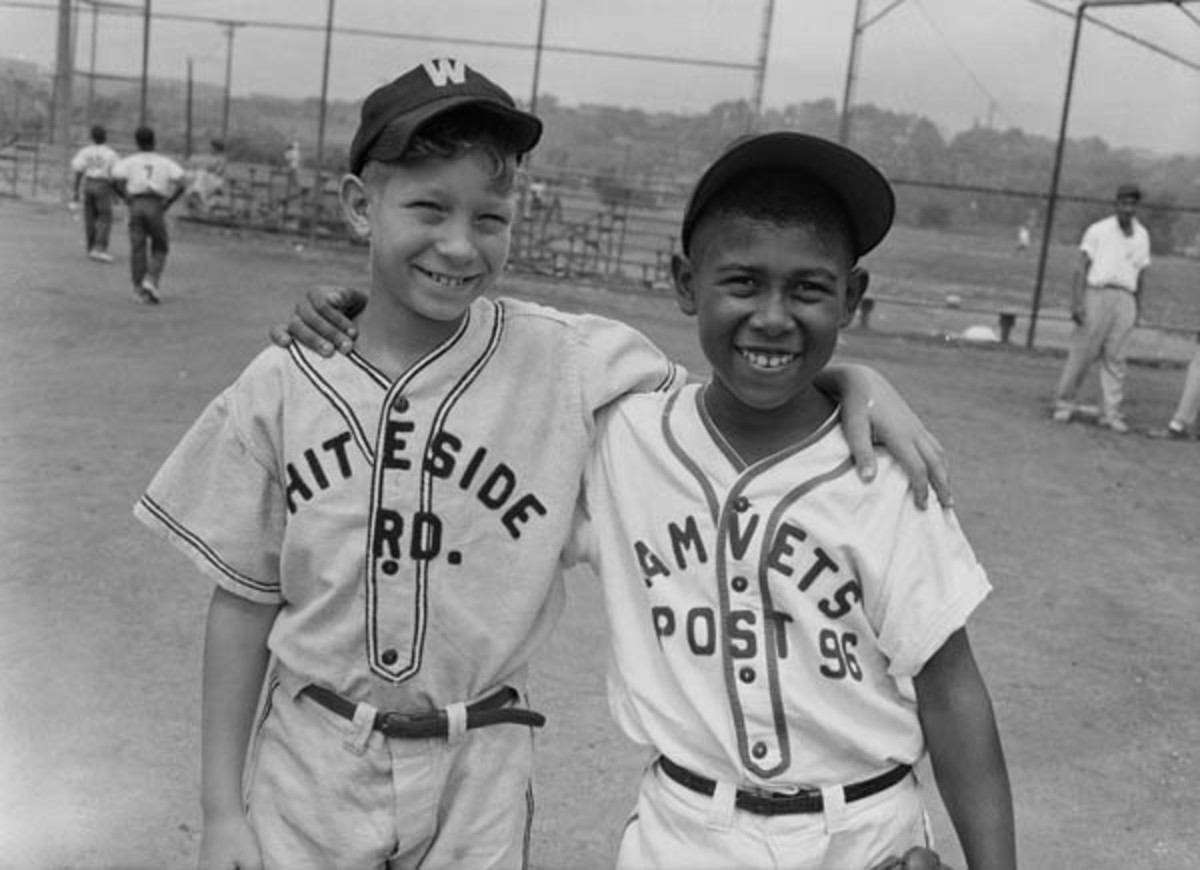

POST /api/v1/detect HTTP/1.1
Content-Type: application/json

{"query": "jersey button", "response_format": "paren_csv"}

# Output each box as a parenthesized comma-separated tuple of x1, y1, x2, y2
(731, 575, 748, 593)
(381, 649, 399, 665)
(734, 496, 751, 513)
(751, 741, 768, 760)
(391, 395, 410, 413)
(739, 666, 756, 684)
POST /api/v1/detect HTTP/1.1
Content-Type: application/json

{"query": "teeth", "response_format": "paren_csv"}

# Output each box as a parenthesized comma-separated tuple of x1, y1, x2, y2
(417, 266, 473, 287)
(740, 349, 797, 370)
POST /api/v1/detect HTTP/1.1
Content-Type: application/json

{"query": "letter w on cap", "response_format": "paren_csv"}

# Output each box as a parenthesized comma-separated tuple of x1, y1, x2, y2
(422, 58, 468, 87)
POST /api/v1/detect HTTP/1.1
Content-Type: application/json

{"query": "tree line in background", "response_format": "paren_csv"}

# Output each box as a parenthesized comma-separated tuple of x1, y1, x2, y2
(2, 68, 1197, 254)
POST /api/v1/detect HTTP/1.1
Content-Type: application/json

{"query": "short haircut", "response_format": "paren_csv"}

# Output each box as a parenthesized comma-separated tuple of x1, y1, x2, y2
(134, 126, 156, 151)
(688, 167, 859, 267)
(90, 124, 107, 144)
(360, 107, 522, 195)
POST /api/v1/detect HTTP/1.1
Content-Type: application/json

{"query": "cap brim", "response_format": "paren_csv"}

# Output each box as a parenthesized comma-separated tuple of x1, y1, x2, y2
(354, 96, 542, 174)
(682, 132, 895, 258)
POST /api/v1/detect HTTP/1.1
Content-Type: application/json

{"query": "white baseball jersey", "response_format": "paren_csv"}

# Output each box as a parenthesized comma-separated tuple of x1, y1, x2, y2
(71, 143, 119, 180)
(135, 296, 684, 711)
(568, 384, 991, 790)
(112, 151, 185, 197)
(1081, 215, 1150, 292)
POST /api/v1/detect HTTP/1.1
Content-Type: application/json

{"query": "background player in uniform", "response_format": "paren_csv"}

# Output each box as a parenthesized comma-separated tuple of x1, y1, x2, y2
(112, 126, 186, 304)
(70, 123, 120, 263)
(563, 132, 1015, 869)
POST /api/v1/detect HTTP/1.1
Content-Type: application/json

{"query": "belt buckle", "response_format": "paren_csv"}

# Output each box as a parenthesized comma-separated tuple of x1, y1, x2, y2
(376, 710, 439, 738)
(742, 782, 805, 800)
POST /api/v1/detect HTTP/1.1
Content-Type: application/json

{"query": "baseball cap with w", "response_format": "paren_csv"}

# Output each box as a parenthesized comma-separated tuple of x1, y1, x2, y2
(348, 58, 543, 175)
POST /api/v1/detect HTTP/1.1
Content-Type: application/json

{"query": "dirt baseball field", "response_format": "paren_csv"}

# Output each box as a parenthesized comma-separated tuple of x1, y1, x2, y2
(1, 197, 1197, 869)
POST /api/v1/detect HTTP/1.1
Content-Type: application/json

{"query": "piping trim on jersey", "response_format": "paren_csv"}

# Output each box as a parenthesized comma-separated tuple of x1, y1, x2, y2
(693, 385, 746, 471)
(654, 361, 684, 395)
(137, 494, 279, 594)
(716, 422, 850, 778)
(345, 306, 472, 392)
(750, 451, 856, 778)
(407, 299, 505, 680)
(343, 349, 390, 390)
(289, 344, 376, 464)
(363, 300, 504, 684)
(662, 389, 722, 525)
(673, 394, 853, 778)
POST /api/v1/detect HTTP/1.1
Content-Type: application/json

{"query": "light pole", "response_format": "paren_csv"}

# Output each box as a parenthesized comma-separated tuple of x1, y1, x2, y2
(139, 0, 151, 126)
(86, 0, 98, 122)
(528, 0, 548, 116)
(749, 0, 775, 131)
(516, 0, 548, 261)
(219, 21, 242, 146)
(309, 0, 335, 246)
(51, 0, 73, 146)
(838, 0, 908, 144)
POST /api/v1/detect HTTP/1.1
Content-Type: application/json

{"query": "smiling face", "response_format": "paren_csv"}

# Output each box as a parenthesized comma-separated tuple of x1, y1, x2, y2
(674, 171, 868, 427)
(343, 146, 516, 334)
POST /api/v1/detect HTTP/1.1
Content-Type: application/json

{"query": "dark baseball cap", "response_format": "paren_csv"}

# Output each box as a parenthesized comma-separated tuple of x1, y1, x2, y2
(348, 58, 543, 175)
(681, 131, 896, 259)
(1116, 182, 1142, 202)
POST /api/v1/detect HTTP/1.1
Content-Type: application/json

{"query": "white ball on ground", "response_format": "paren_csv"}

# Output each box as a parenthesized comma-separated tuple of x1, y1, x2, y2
(961, 324, 998, 342)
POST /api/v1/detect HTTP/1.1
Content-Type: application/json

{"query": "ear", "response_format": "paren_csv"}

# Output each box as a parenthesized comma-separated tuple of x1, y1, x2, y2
(841, 267, 870, 327)
(340, 174, 371, 240)
(671, 253, 699, 316)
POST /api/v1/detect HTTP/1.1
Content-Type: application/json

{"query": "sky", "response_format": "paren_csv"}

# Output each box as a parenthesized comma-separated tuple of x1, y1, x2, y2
(2, 0, 1199, 156)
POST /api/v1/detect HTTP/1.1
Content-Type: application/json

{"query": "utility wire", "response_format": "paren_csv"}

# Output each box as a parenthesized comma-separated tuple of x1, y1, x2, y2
(911, 0, 1018, 128)
(1175, 0, 1200, 30)
(1, 0, 757, 72)
(1025, 0, 1200, 73)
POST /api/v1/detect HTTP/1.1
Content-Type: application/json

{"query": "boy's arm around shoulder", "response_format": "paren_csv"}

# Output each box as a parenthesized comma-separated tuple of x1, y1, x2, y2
(915, 628, 1016, 870)
(817, 363, 951, 510)
(575, 313, 686, 416)
(198, 585, 278, 870)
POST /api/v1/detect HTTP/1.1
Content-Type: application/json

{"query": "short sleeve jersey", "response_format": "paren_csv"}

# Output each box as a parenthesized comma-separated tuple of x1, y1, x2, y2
(569, 385, 991, 788)
(134, 296, 685, 711)
(112, 151, 185, 197)
(71, 143, 120, 180)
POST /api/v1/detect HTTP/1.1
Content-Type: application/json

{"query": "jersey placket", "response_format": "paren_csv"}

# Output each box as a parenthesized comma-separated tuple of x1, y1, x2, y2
(366, 382, 431, 682)
(716, 476, 790, 778)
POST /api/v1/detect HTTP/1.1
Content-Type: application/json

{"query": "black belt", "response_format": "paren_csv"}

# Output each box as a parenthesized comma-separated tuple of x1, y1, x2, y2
(299, 684, 545, 740)
(658, 756, 911, 816)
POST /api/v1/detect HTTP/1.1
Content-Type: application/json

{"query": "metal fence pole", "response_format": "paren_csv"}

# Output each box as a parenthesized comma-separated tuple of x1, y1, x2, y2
(309, 0, 335, 246)
(1027, 2, 1085, 348)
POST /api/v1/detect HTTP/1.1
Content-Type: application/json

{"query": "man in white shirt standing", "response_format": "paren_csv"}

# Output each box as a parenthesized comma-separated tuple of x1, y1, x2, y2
(70, 124, 120, 263)
(112, 126, 185, 304)
(1052, 182, 1152, 433)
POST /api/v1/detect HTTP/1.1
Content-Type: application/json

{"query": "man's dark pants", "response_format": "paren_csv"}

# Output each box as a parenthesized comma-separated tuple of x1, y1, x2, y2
(83, 179, 114, 252)
(127, 195, 170, 288)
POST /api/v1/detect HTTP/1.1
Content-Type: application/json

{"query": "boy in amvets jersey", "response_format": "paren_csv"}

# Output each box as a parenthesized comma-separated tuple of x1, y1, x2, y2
(566, 133, 1015, 869)
(70, 123, 120, 262)
(112, 126, 186, 304)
